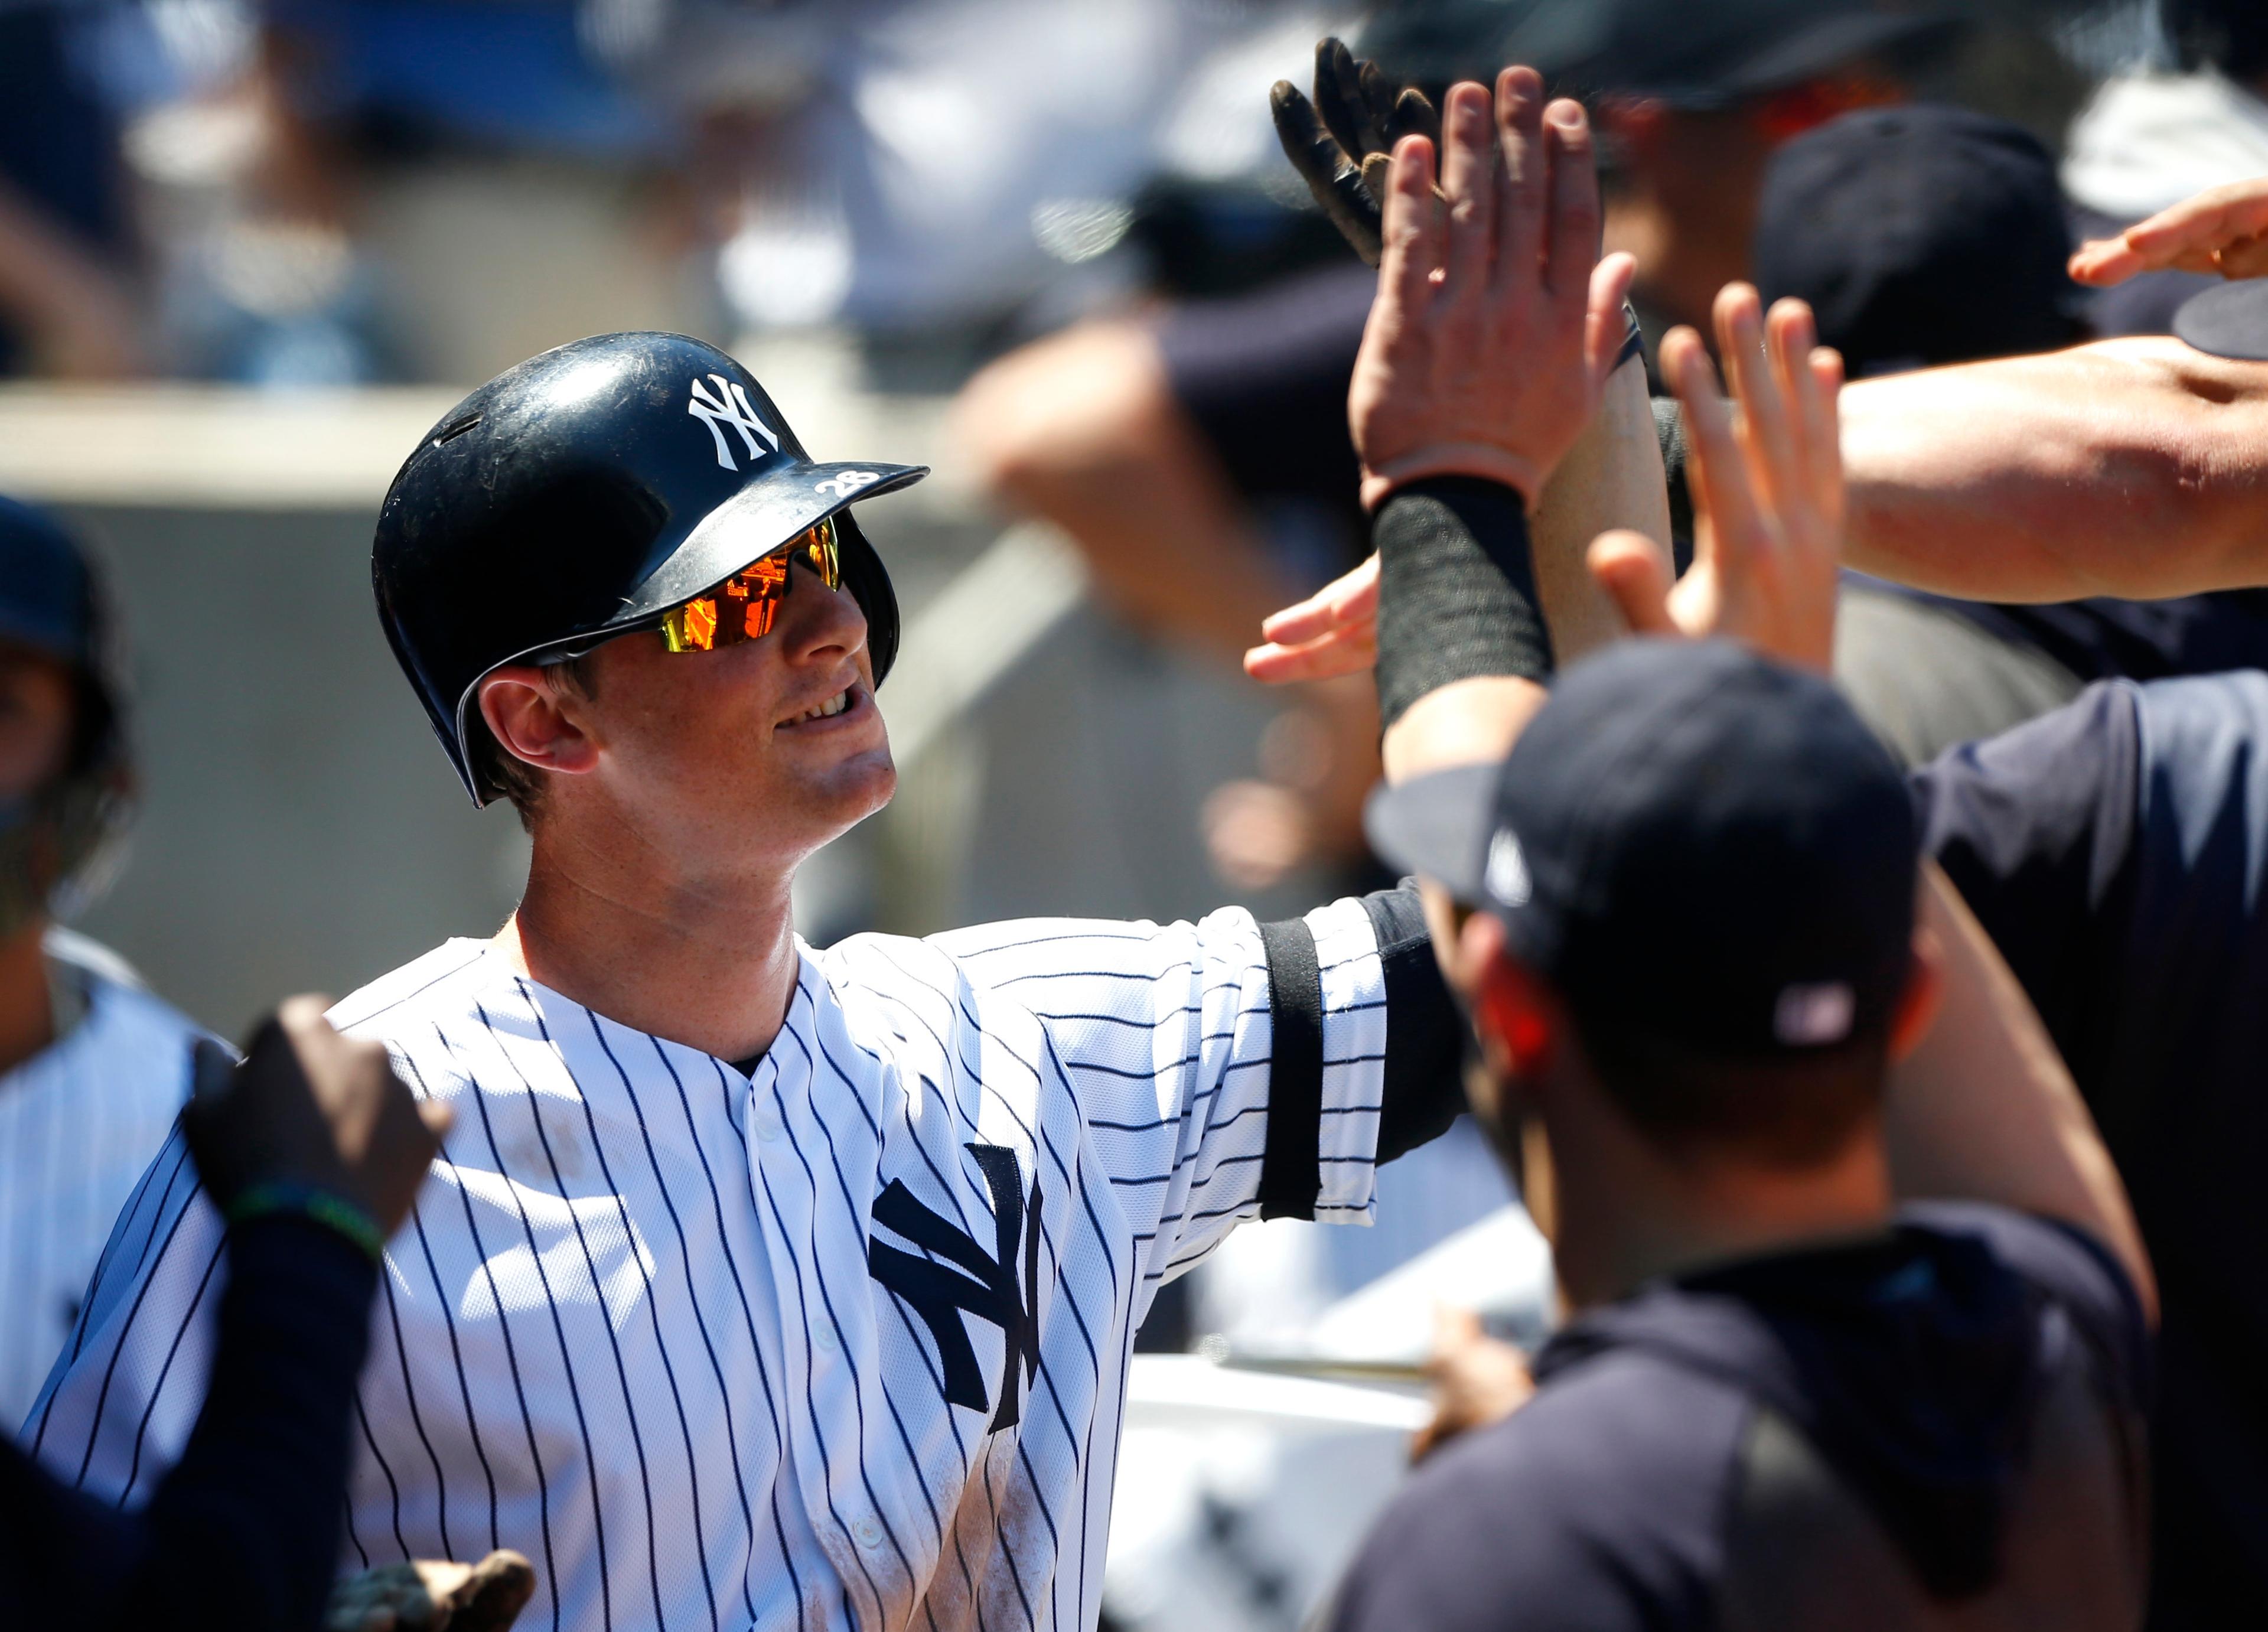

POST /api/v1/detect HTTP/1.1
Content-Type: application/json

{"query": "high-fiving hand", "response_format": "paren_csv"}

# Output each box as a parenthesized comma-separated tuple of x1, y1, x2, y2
(1271, 37, 1443, 268)
(1249, 284, 1846, 679)
(1345, 69, 1636, 510)
(1589, 287, 1846, 672)
(2071, 175, 2268, 285)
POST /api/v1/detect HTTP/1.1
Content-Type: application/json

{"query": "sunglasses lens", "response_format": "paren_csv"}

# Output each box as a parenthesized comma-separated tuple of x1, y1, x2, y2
(658, 517, 842, 653)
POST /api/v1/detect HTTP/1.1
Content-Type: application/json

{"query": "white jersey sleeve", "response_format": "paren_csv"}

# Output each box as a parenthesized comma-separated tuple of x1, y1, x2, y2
(923, 897, 1387, 1294)
(20, 1123, 220, 1495)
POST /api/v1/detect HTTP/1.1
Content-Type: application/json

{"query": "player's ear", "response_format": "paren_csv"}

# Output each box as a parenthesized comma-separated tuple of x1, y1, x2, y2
(1593, 94, 1666, 163)
(479, 666, 600, 779)
(1459, 913, 1557, 1081)
(1886, 925, 1946, 1064)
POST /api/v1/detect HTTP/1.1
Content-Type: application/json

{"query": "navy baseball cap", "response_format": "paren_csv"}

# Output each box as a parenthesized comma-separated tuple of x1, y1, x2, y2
(1366, 639, 1920, 1057)
(0, 495, 97, 664)
(1755, 105, 2087, 375)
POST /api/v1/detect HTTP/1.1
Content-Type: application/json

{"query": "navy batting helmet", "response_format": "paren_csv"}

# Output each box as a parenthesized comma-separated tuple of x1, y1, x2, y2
(372, 331, 927, 806)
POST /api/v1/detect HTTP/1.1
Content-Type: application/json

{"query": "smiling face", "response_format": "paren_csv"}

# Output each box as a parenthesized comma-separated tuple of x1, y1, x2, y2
(477, 550, 896, 882)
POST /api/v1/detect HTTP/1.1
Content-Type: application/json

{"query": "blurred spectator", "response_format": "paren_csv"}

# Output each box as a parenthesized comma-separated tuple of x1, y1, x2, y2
(253, 0, 702, 383)
(1745, 103, 2268, 765)
(0, 2, 147, 377)
(0, 496, 201, 1430)
(1556, 0, 1956, 351)
(2064, 0, 2268, 335)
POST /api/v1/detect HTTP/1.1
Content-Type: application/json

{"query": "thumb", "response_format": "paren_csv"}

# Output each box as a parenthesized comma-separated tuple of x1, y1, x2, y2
(1587, 530, 1679, 637)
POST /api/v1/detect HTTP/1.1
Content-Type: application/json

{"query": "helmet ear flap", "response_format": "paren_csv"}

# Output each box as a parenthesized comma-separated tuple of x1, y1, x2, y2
(834, 512, 900, 686)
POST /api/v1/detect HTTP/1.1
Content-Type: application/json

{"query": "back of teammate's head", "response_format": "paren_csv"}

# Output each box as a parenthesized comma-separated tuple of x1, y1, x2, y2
(1754, 104, 2085, 377)
(1368, 639, 1921, 1167)
(0, 495, 133, 931)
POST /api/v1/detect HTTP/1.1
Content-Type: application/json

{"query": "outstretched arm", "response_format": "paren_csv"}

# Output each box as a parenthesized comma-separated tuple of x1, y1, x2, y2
(1839, 337, 2268, 602)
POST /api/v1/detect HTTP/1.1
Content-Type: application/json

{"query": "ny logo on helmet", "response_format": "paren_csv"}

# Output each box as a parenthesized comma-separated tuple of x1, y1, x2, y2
(687, 374, 782, 471)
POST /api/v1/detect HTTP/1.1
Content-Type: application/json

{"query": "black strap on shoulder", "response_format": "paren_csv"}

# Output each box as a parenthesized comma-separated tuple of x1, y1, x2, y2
(1256, 916, 1325, 1220)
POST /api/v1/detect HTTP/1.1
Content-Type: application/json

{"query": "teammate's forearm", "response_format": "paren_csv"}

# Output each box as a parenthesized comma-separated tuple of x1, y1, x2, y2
(1530, 358, 1671, 665)
(1884, 864, 2157, 1321)
(118, 1218, 380, 1628)
(1840, 338, 2268, 602)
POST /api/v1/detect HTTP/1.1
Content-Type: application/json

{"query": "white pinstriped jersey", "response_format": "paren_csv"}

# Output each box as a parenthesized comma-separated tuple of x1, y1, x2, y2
(27, 898, 1389, 1632)
(2, 930, 201, 1432)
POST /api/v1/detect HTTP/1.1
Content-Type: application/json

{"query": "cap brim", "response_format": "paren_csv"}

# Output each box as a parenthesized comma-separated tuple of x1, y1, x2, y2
(2175, 281, 2268, 361)
(635, 458, 929, 614)
(1363, 764, 1501, 902)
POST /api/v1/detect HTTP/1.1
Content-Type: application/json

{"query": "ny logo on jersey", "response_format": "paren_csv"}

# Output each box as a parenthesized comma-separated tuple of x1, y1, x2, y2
(687, 373, 782, 471)
(867, 1144, 1040, 1432)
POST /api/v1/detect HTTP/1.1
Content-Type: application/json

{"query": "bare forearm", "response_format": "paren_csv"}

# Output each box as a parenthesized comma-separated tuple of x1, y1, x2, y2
(1531, 359, 1671, 663)
(1842, 338, 2268, 603)
(1886, 864, 2156, 1319)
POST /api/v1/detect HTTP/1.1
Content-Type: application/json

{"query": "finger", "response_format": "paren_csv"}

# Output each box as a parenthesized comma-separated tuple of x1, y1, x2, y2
(1357, 58, 1400, 149)
(1540, 99, 1602, 304)
(1244, 630, 1377, 685)
(1492, 66, 1548, 279)
(1583, 252, 1638, 393)
(2124, 183, 2268, 262)
(419, 1100, 457, 1141)
(1386, 86, 1442, 147)
(1272, 81, 1382, 265)
(1318, 38, 1377, 158)
(2068, 235, 2148, 286)
(2220, 235, 2268, 279)
(1586, 530, 1680, 637)
(1258, 556, 1378, 643)
(1438, 82, 1497, 291)
(1714, 283, 1797, 512)
(1769, 301, 1842, 510)
(1764, 297, 1824, 512)
(1378, 133, 1443, 324)
(1807, 344, 1847, 527)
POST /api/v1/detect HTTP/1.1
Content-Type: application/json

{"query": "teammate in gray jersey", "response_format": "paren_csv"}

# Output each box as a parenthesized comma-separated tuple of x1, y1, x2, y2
(27, 82, 1634, 1632)
(0, 496, 203, 1431)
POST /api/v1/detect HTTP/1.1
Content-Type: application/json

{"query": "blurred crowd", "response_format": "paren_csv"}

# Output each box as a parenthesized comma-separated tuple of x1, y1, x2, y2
(11, 0, 2268, 1629)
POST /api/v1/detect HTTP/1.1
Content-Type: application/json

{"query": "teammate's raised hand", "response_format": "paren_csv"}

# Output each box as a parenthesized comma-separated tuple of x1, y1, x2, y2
(2071, 175, 2268, 285)
(1348, 70, 1635, 510)
(1271, 37, 1443, 267)
(1588, 286, 1845, 672)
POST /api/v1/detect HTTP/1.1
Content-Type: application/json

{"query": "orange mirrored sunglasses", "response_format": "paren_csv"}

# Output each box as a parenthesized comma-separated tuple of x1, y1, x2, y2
(658, 516, 841, 653)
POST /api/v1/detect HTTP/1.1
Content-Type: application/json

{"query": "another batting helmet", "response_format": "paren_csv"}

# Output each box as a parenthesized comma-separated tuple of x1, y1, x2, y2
(0, 495, 135, 931)
(372, 331, 928, 806)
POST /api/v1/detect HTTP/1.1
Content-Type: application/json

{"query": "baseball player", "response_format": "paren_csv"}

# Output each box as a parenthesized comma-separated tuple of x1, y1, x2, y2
(0, 495, 204, 1431)
(25, 77, 1622, 1632)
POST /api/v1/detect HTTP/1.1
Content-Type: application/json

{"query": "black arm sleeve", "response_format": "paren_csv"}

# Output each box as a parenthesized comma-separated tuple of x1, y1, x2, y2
(1, 1216, 380, 1632)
